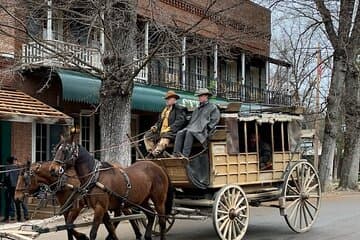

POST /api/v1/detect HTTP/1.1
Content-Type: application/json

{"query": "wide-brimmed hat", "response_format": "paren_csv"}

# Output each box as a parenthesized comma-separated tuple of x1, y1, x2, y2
(195, 88, 213, 97)
(164, 90, 180, 99)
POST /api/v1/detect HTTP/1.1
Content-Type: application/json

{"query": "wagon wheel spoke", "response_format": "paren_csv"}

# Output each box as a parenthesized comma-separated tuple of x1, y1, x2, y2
(305, 199, 319, 211)
(290, 173, 302, 193)
(287, 185, 300, 195)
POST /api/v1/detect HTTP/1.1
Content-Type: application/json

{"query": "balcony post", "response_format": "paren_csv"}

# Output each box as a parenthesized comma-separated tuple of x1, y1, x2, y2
(100, 11, 105, 54)
(266, 60, 269, 89)
(241, 53, 245, 85)
(181, 37, 186, 90)
(214, 44, 218, 94)
(144, 21, 149, 82)
(46, 0, 53, 41)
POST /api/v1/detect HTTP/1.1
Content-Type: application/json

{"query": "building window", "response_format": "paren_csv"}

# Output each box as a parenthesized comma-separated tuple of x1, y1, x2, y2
(196, 57, 206, 89)
(35, 124, 48, 162)
(81, 115, 91, 151)
(166, 57, 180, 87)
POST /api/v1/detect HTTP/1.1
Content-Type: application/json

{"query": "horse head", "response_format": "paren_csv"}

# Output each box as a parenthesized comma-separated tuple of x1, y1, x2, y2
(49, 133, 78, 177)
(15, 162, 42, 201)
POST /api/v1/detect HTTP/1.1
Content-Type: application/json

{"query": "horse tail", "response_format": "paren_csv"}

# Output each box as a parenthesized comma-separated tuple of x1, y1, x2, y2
(165, 173, 174, 215)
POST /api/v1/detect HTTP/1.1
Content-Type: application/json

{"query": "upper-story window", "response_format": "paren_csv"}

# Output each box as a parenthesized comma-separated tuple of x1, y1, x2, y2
(166, 57, 180, 87)
(195, 56, 207, 89)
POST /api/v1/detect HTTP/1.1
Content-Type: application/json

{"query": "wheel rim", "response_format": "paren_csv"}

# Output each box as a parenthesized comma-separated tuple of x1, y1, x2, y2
(283, 161, 321, 233)
(213, 185, 249, 240)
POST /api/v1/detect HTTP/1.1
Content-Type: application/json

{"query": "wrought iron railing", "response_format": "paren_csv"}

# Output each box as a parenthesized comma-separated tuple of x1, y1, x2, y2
(135, 64, 292, 106)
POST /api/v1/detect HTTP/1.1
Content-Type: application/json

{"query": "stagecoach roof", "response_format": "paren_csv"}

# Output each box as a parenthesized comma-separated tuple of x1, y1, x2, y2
(0, 88, 73, 125)
(222, 112, 303, 123)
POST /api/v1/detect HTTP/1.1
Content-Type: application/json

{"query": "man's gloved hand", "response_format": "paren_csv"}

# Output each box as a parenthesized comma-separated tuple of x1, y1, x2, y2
(150, 126, 158, 133)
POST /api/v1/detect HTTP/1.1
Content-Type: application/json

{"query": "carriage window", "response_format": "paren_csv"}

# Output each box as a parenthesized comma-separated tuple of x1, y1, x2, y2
(236, 121, 257, 153)
(273, 122, 289, 152)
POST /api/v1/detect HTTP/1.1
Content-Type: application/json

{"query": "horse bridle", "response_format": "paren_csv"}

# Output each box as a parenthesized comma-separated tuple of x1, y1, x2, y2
(54, 143, 79, 173)
(17, 163, 41, 193)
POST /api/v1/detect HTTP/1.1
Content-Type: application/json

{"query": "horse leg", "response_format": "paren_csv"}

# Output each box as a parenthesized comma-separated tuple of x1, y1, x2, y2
(153, 203, 167, 240)
(63, 212, 74, 240)
(142, 202, 155, 240)
(123, 209, 142, 240)
(65, 209, 89, 240)
(89, 204, 106, 240)
(103, 211, 119, 240)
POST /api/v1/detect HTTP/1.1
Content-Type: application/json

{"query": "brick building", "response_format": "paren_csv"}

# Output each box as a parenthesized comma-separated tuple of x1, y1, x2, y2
(0, 0, 290, 216)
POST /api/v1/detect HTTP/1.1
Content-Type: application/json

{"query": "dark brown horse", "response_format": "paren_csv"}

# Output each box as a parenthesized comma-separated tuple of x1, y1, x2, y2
(49, 135, 173, 240)
(15, 162, 143, 240)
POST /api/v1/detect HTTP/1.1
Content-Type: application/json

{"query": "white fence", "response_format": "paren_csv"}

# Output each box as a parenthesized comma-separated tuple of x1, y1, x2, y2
(21, 40, 103, 70)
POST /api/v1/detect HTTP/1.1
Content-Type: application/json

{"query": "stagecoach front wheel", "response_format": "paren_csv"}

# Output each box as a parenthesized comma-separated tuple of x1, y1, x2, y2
(281, 161, 321, 233)
(212, 185, 249, 240)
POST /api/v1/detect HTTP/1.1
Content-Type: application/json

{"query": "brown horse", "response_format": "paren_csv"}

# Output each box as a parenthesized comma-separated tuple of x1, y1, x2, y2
(15, 161, 89, 240)
(49, 135, 173, 240)
(15, 162, 143, 240)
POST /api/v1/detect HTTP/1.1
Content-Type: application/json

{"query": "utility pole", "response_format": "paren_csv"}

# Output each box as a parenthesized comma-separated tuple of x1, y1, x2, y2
(314, 44, 321, 170)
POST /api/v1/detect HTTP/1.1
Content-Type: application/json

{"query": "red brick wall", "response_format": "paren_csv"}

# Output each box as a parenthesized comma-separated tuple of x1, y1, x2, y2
(11, 122, 32, 165)
(138, 0, 271, 56)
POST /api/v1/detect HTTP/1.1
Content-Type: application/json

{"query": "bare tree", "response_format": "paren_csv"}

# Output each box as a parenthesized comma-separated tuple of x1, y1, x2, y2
(1, 0, 266, 165)
(263, 0, 360, 191)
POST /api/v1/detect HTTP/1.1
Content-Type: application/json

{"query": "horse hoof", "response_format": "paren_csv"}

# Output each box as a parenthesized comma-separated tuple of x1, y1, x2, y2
(105, 235, 115, 240)
(77, 235, 89, 240)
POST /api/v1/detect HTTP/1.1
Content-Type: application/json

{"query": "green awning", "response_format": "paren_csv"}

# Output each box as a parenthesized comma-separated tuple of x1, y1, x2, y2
(56, 69, 228, 111)
(133, 84, 228, 112)
(57, 69, 101, 104)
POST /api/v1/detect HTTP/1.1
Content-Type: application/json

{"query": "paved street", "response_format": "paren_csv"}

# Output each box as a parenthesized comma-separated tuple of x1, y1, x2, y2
(33, 192, 360, 240)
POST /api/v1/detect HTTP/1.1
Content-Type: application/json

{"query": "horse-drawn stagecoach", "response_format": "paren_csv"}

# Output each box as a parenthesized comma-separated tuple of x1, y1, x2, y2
(5, 102, 321, 240)
(143, 102, 321, 240)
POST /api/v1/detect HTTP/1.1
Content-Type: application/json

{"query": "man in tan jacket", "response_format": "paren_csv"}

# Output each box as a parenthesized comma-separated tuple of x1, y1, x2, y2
(144, 90, 187, 157)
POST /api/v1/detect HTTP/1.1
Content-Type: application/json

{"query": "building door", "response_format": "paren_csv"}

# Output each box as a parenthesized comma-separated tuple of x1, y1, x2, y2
(0, 121, 11, 216)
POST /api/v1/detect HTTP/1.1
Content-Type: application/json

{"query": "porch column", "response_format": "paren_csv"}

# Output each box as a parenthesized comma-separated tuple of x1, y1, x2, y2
(214, 44, 218, 94)
(31, 122, 36, 163)
(100, 11, 105, 54)
(144, 21, 149, 82)
(181, 37, 186, 90)
(265, 60, 270, 89)
(241, 53, 246, 85)
(46, 0, 53, 41)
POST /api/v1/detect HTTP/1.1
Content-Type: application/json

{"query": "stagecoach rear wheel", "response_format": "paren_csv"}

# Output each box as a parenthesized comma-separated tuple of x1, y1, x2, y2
(281, 161, 321, 233)
(212, 185, 249, 240)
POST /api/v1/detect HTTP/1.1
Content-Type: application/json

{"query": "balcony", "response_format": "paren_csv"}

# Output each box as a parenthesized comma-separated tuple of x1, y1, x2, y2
(21, 40, 102, 70)
(135, 64, 292, 106)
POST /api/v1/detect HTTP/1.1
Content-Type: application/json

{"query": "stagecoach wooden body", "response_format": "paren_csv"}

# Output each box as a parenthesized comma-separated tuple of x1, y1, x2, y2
(143, 103, 321, 240)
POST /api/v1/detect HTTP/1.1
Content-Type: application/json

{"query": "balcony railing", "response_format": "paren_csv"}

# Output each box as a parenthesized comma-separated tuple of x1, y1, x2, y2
(135, 64, 292, 106)
(218, 82, 292, 106)
(21, 40, 102, 70)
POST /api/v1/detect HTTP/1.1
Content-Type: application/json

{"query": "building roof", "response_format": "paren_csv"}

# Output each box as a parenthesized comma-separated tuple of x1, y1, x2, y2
(0, 88, 73, 124)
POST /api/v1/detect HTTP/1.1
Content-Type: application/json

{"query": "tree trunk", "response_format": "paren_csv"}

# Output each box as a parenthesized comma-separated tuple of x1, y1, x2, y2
(339, 62, 360, 190)
(100, 95, 132, 165)
(99, 0, 137, 166)
(319, 50, 347, 192)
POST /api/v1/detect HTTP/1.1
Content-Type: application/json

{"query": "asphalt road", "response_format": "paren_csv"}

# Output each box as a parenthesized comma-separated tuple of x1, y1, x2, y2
(35, 192, 360, 240)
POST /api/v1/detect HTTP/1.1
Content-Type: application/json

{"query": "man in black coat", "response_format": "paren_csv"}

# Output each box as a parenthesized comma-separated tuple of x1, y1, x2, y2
(144, 90, 187, 157)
